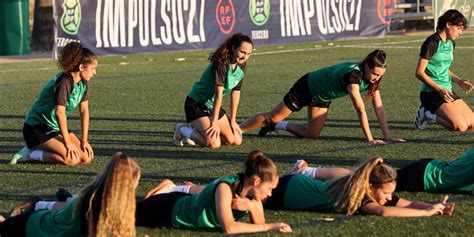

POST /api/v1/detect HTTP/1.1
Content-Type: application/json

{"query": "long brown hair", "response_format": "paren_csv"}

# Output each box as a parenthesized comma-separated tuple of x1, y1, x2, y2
(360, 49, 387, 100)
(436, 9, 467, 31)
(208, 33, 253, 68)
(244, 150, 278, 182)
(76, 152, 141, 237)
(58, 42, 97, 73)
(326, 157, 397, 215)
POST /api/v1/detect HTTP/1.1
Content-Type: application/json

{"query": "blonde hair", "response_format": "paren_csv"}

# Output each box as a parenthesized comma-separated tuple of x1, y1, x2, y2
(326, 157, 396, 215)
(76, 152, 141, 237)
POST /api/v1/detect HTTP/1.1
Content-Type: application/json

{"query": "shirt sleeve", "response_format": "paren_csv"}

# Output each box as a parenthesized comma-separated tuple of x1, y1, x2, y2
(419, 35, 438, 60)
(212, 63, 228, 87)
(232, 80, 243, 91)
(81, 80, 89, 102)
(343, 70, 362, 85)
(54, 74, 73, 106)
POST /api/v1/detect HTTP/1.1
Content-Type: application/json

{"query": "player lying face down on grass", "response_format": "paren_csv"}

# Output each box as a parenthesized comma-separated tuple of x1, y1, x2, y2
(137, 150, 292, 234)
(162, 157, 454, 217)
(293, 145, 474, 195)
(0, 152, 141, 237)
(11, 42, 97, 165)
(413, 9, 474, 131)
(239, 49, 405, 145)
(172, 33, 253, 148)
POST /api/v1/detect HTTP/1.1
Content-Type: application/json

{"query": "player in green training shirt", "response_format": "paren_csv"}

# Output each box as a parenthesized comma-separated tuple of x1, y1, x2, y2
(414, 10, 473, 131)
(173, 33, 253, 148)
(136, 150, 292, 234)
(240, 50, 405, 144)
(292, 145, 474, 195)
(0, 153, 140, 237)
(11, 42, 96, 165)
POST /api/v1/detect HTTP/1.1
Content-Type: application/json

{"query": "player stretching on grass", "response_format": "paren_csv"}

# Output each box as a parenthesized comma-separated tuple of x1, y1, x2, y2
(137, 150, 292, 234)
(11, 42, 96, 165)
(292, 145, 474, 195)
(239, 50, 405, 144)
(0, 152, 140, 237)
(414, 9, 473, 130)
(173, 33, 253, 148)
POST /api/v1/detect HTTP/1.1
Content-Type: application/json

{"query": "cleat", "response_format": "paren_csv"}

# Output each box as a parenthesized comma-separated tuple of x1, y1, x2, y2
(172, 123, 185, 146)
(288, 160, 309, 175)
(257, 123, 276, 137)
(145, 179, 175, 199)
(9, 196, 42, 217)
(56, 188, 73, 202)
(11, 146, 30, 164)
(414, 104, 429, 130)
(183, 138, 197, 146)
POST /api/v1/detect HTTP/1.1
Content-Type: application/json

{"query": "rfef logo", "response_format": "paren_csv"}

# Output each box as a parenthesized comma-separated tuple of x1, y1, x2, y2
(249, 0, 270, 26)
(216, 0, 235, 34)
(61, 0, 81, 35)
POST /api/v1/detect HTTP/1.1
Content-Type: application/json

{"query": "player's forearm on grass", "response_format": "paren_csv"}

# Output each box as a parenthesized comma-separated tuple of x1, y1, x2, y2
(362, 203, 432, 217)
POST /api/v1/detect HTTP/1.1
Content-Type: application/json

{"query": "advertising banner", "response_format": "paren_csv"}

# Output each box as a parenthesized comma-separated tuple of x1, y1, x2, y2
(53, 0, 389, 56)
(435, 0, 474, 27)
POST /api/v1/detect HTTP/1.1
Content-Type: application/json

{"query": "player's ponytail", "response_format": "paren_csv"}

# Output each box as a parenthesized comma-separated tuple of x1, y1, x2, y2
(209, 33, 253, 65)
(244, 150, 278, 182)
(361, 49, 386, 101)
(326, 157, 396, 215)
(436, 9, 467, 32)
(58, 42, 97, 73)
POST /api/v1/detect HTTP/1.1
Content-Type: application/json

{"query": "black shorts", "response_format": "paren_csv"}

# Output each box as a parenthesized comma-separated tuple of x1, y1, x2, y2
(420, 91, 461, 114)
(0, 211, 32, 237)
(184, 96, 226, 123)
(395, 159, 432, 192)
(135, 192, 190, 228)
(283, 74, 330, 112)
(263, 175, 292, 210)
(23, 123, 61, 149)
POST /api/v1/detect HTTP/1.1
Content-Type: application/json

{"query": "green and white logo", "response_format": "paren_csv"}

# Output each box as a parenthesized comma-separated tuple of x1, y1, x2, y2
(249, 0, 270, 26)
(60, 0, 81, 35)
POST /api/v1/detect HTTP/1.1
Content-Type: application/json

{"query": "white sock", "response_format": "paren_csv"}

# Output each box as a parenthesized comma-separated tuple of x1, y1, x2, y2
(275, 121, 288, 130)
(301, 167, 318, 178)
(35, 201, 56, 210)
(179, 126, 194, 140)
(169, 185, 191, 194)
(425, 111, 436, 121)
(28, 150, 44, 161)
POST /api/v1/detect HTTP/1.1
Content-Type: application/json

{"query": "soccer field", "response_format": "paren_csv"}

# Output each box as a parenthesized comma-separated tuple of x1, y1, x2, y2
(0, 32, 473, 236)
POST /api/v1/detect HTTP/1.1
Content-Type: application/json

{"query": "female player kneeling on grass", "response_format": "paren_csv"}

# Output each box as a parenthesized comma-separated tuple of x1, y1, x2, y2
(292, 145, 474, 195)
(173, 33, 253, 148)
(239, 50, 405, 144)
(11, 42, 97, 165)
(413, 10, 473, 131)
(265, 157, 454, 216)
(0, 152, 140, 237)
(136, 150, 292, 234)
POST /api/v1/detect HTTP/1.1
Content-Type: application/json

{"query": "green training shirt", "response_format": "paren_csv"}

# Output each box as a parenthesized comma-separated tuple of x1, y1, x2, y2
(283, 174, 333, 211)
(419, 33, 455, 92)
(24, 72, 88, 131)
(187, 63, 245, 109)
(307, 62, 370, 104)
(25, 197, 80, 237)
(171, 174, 248, 229)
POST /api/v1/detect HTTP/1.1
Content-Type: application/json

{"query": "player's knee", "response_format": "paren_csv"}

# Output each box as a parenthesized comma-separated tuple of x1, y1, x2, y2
(62, 157, 81, 166)
(305, 133, 320, 139)
(205, 138, 221, 148)
(452, 121, 469, 132)
(81, 156, 93, 165)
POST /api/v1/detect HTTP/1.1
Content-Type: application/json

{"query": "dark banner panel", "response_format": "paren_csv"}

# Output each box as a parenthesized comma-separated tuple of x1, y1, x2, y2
(53, 0, 389, 56)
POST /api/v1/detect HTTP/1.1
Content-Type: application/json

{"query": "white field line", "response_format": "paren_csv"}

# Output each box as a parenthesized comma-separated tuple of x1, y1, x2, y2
(1, 35, 473, 73)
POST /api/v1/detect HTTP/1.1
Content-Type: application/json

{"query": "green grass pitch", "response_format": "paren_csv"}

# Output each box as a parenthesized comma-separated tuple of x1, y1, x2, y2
(0, 32, 473, 236)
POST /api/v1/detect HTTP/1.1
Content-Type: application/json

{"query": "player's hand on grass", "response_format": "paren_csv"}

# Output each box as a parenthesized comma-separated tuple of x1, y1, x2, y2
(437, 88, 455, 102)
(65, 142, 80, 160)
(268, 222, 292, 233)
(385, 137, 406, 143)
(81, 141, 94, 160)
(458, 79, 473, 93)
(441, 195, 455, 216)
(369, 139, 385, 145)
(425, 203, 445, 216)
(205, 121, 220, 140)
